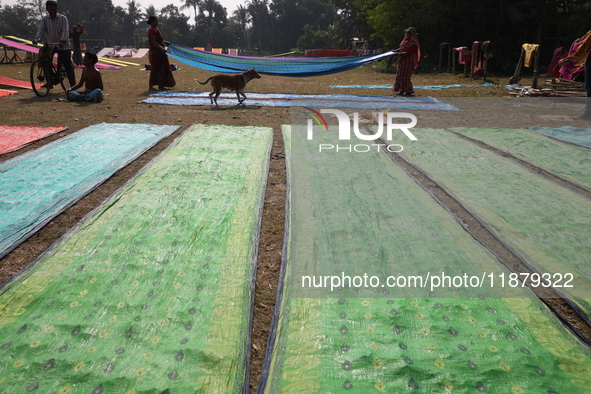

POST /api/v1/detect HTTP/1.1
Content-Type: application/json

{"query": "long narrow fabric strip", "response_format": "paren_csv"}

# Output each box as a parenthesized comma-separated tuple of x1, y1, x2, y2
(147, 91, 444, 102)
(394, 128, 591, 318)
(329, 83, 500, 89)
(168, 44, 394, 76)
(0, 76, 34, 90)
(0, 38, 39, 53)
(451, 127, 591, 191)
(0, 123, 179, 260)
(0, 125, 67, 154)
(140, 92, 459, 111)
(0, 124, 272, 393)
(258, 126, 591, 393)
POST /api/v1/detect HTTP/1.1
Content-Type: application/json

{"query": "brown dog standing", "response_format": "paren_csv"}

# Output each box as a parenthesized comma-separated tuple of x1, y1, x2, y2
(196, 69, 261, 106)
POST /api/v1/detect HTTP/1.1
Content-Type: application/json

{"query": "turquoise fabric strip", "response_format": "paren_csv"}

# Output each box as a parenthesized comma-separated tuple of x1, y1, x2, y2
(0, 123, 179, 260)
(530, 126, 591, 148)
(330, 83, 501, 89)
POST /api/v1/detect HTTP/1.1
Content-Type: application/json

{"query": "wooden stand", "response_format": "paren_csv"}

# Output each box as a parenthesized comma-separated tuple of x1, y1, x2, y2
(542, 79, 585, 96)
(509, 49, 524, 85)
(0, 46, 23, 64)
(438, 42, 451, 73)
(509, 44, 540, 87)
(531, 49, 540, 89)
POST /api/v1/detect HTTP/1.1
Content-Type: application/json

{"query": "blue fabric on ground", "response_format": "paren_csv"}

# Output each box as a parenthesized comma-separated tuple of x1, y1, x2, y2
(530, 126, 591, 148)
(148, 91, 442, 103)
(0, 123, 179, 259)
(330, 83, 501, 89)
(139, 92, 460, 111)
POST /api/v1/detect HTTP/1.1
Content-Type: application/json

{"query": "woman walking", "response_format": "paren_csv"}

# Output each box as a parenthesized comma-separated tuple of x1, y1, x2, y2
(393, 27, 421, 96)
(147, 16, 175, 91)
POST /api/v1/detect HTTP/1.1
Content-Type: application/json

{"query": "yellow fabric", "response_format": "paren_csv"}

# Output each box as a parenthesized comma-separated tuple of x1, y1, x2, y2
(521, 43, 539, 68)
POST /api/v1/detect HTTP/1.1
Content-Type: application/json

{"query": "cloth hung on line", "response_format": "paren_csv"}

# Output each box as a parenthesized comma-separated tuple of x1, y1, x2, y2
(454, 46, 470, 64)
(167, 44, 394, 77)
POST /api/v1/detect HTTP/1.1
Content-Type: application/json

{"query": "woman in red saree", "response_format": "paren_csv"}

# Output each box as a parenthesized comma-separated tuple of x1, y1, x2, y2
(393, 27, 421, 96)
(147, 16, 175, 91)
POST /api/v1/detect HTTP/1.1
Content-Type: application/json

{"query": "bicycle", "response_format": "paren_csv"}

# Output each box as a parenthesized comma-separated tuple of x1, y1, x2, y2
(30, 42, 70, 97)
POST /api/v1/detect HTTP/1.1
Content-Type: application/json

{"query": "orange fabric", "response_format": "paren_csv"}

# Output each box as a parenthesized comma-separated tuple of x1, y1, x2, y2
(0, 89, 18, 98)
(0, 126, 68, 154)
(0, 76, 34, 89)
(571, 30, 591, 63)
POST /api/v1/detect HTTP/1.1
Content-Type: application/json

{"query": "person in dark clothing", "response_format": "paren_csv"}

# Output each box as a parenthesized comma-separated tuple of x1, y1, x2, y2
(32, 0, 76, 88)
(393, 27, 421, 96)
(70, 24, 86, 66)
(147, 16, 175, 91)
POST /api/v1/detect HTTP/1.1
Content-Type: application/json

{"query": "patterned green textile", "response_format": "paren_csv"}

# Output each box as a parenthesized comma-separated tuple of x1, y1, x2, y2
(452, 127, 591, 191)
(397, 128, 591, 318)
(259, 126, 591, 393)
(0, 124, 272, 393)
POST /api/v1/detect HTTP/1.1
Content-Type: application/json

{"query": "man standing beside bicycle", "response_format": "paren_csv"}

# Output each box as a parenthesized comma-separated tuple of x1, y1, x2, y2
(32, 0, 76, 89)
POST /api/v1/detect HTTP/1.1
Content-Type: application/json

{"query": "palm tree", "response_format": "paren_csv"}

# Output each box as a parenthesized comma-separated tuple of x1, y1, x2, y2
(126, 0, 143, 26)
(198, 0, 226, 46)
(232, 5, 249, 48)
(180, 0, 201, 23)
(144, 5, 157, 20)
(201, 0, 217, 20)
(246, 0, 268, 53)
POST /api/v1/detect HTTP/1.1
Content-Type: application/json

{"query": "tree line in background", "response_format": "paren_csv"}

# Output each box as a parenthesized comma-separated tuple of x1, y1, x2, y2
(1, 0, 589, 72)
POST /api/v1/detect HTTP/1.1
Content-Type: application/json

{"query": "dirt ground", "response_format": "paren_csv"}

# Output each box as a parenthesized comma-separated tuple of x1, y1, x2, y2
(1, 55, 590, 392)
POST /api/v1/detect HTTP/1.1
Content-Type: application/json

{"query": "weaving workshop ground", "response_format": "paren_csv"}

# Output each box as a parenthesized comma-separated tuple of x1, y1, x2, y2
(1, 57, 591, 392)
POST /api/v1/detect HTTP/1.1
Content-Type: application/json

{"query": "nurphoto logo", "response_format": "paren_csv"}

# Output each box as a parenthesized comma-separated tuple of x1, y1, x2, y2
(304, 108, 417, 153)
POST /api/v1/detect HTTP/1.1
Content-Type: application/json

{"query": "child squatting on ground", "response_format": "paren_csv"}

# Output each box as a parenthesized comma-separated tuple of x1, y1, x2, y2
(66, 52, 104, 103)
